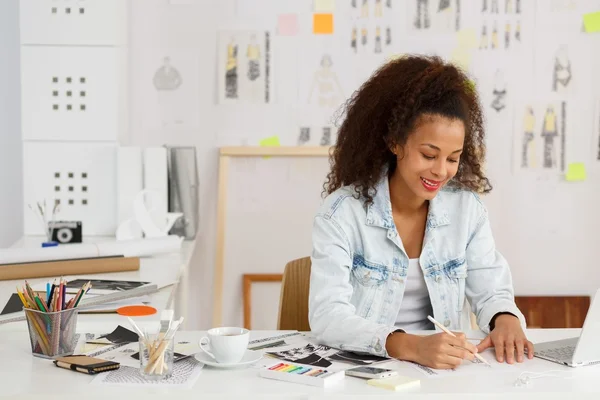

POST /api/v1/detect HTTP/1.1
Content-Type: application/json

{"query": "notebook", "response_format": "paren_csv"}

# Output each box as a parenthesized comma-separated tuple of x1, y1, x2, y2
(54, 356, 120, 375)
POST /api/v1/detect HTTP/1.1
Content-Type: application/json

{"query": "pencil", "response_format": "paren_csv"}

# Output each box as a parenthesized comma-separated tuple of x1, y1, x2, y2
(427, 315, 491, 367)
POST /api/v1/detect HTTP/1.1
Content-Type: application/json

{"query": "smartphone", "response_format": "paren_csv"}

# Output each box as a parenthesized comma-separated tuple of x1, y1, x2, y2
(345, 366, 398, 379)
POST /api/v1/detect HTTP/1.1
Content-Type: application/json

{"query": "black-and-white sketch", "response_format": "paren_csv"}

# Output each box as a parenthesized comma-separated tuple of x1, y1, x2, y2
(505, 22, 511, 49)
(386, 0, 392, 7)
(321, 127, 332, 146)
(153, 56, 182, 91)
(437, 0, 453, 30)
(351, 27, 358, 52)
(361, 27, 368, 46)
(95, 358, 202, 387)
(516, 0, 521, 12)
(246, 34, 260, 81)
(491, 0, 499, 13)
(552, 45, 572, 92)
(67, 279, 149, 292)
(352, 0, 357, 7)
(414, 0, 430, 29)
(541, 105, 559, 168)
(491, 69, 507, 112)
(455, 0, 461, 30)
(225, 38, 238, 99)
(374, 26, 382, 53)
(307, 55, 345, 108)
(479, 24, 488, 49)
(267, 344, 387, 368)
(385, 26, 392, 45)
(515, 20, 521, 41)
(522, 106, 535, 167)
(482, 0, 487, 12)
(505, 0, 512, 13)
(298, 127, 310, 145)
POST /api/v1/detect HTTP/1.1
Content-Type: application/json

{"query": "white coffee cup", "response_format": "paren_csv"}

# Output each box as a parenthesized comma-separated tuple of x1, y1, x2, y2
(198, 327, 249, 364)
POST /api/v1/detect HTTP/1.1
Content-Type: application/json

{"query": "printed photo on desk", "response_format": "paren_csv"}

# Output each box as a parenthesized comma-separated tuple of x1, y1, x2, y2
(266, 343, 387, 368)
(67, 279, 150, 294)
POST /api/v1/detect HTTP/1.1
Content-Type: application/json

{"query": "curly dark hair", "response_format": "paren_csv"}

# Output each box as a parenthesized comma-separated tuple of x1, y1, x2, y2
(324, 54, 492, 205)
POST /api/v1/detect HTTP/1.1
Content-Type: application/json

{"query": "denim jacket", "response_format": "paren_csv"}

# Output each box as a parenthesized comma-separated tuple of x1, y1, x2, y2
(308, 173, 526, 358)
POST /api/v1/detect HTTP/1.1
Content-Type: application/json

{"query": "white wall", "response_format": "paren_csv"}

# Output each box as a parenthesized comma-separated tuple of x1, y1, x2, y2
(0, 0, 23, 248)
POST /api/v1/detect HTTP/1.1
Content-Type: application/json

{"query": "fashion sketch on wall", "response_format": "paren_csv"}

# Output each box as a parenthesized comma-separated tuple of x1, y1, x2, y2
(153, 56, 183, 127)
(521, 106, 535, 168)
(552, 45, 571, 92)
(490, 69, 506, 112)
(307, 54, 344, 109)
(218, 30, 271, 104)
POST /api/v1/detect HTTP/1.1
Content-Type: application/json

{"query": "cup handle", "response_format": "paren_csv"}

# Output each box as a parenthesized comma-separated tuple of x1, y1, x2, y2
(199, 337, 216, 360)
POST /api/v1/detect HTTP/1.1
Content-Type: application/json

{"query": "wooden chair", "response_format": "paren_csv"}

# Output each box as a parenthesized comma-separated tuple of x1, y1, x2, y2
(515, 296, 590, 328)
(277, 257, 312, 331)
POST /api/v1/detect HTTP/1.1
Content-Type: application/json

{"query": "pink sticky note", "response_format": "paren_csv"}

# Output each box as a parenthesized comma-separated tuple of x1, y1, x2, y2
(277, 14, 299, 36)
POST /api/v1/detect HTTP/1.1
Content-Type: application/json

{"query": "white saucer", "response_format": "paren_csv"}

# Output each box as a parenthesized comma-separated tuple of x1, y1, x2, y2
(194, 350, 262, 368)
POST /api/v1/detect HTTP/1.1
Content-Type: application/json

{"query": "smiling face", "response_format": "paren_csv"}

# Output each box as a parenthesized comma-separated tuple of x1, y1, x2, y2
(392, 114, 465, 201)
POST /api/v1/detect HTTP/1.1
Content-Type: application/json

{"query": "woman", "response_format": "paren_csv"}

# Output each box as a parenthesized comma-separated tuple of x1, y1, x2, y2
(308, 55, 533, 370)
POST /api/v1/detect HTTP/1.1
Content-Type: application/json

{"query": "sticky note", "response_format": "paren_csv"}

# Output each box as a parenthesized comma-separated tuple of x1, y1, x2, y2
(277, 14, 299, 36)
(314, 0, 335, 12)
(313, 13, 334, 34)
(565, 163, 587, 181)
(456, 29, 477, 48)
(259, 136, 280, 158)
(450, 48, 472, 71)
(583, 11, 600, 33)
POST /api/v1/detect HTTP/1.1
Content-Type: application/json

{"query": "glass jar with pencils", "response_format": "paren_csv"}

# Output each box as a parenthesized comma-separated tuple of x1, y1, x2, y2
(18, 279, 91, 358)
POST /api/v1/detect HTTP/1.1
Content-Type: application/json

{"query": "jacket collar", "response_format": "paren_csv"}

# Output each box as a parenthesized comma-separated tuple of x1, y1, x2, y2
(365, 171, 450, 230)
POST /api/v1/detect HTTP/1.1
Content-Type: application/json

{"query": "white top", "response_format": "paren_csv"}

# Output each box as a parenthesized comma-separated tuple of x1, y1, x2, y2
(395, 258, 434, 330)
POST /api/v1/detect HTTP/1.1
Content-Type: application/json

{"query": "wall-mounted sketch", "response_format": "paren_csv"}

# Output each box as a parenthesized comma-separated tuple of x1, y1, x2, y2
(516, 0, 521, 13)
(491, 0, 499, 13)
(225, 38, 238, 99)
(505, 0, 512, 13)
(455, 0, 461, 30)
(541, 105, 559, 168)
(521, 106, 535, 167)
(387, 0, 392, 7)
(153, 56, 183, 127)
(374, 27, 382, 53)
(385, 27, 391, 45)
(307, 55, 345, 108)
(361, 27, 368, 46)
(296, 125, 338, 146)
(375, 0, 383, 17)
(352, 0, 357, 7)
(414, 0, 431, 29)
(504, 23, 511, 48)
(515, 20, 521, 41)
(321, 127, 332, 146)
(218, 30, 271, 104)
(437, 0, 453, 30)
(362, 0, 369, 17)
(491, 21, 498, 49)
(513, 102, 565, 174)
(491, 69, 506, 112)
(298, 127, 310, 145)
(351, 27, 358, 52)
(479, 24, 488, 49)
(552, 45, 571, 92)
(594, 101, 600, 162)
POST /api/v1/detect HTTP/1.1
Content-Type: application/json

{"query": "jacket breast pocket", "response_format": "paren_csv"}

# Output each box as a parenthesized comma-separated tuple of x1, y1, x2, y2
(443, 257, 468, 312)
(349, 255, 388, 318)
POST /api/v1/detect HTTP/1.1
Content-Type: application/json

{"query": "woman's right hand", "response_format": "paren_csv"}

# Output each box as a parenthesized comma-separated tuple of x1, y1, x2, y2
(387, 331, 477, 369)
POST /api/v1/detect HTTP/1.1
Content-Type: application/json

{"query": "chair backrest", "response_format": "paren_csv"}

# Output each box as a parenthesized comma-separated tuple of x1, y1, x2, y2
(277, 257, 312, 331)
(515, 296, 591, 328)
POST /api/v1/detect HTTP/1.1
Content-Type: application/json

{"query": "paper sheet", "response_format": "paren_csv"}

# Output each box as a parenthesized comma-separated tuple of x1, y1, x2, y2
(91, 357, 203, 388)
(313, 13, 334, 34)
(277, 14, 299, 36)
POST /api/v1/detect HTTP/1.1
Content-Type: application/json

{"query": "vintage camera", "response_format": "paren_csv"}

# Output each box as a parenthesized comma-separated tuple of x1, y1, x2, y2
(49, 221, 83, 244)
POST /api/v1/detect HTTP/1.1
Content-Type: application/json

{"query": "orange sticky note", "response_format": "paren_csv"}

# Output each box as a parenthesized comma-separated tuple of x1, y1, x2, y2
(313, 13, 334, 34)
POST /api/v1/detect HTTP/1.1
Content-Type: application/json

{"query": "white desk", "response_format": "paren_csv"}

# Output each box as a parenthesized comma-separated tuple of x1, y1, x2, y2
(0, 235, 196, 332)
(1, 328, 600, 399)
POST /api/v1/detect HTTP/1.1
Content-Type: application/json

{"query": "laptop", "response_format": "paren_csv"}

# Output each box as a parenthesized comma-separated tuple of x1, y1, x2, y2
(533, 289, 600, 367)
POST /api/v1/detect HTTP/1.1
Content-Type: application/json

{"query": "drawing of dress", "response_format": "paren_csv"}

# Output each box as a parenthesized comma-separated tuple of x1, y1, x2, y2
(438, 0, 452, 30)
(491, 0, 499, 13)
(385, 27, 391, 45)
(386, 0, 392, 7)
(438, 0, 450, 11)
(455, 0, 461, 31)
(153, 56, 182, 127)
(479, 24, 488, 49)
(352, 0, 357, 7)
(351, 27, 357, 52)
(505, 0, 512, 13)
(361, 0, 369, 17)
(375, 0, 383, 16)
(516, 0, 521, 13)
(482, 0, 487, 12)
(298, 127, 310, 145)
(321, 127, 332, 146)
(246, 39, 260, 82)
(361, 27, 368, 46)
(552, 46, 572, 92)
(505, 23, 510, 49)
(307, 55, 344, 109)
(491, 22, 498, 49)
(491, 69, 506, 112)
(225, 41, 238, 99)
(515, 21, 521, 41)
(374, 27, 382, 53)
(414, 0, 430, 29)
(522, 107, 535, 167)
(541, 106, 558, 168)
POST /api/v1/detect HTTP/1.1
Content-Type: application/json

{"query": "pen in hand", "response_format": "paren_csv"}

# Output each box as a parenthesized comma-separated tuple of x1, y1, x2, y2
(427, 315, 492, 367)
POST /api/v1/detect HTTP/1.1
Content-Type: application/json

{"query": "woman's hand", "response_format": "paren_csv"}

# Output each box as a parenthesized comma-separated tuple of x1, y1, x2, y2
(476, 314, 534, 364)
(387, 331, 477, 369)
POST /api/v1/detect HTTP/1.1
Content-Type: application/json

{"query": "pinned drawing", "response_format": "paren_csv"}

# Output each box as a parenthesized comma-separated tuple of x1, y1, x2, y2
(374, 27, 382, 53)
(361, 27, 368, 46)
(386, 0, 392, 7)
(515, 21, 521, 41)
(153, 56, 183, 127)
(437, 0, 453, 30)
(490, 69, 506, 112)
(361, 0, 369, 17)
(414, 0, 431, 29)
(595, 101, 600, 162)
(516, 0, 521, 13)
(491, 21, 498, 49)
(225, 38, 239, 99)
(504, 23, 510, 48)
(218, 31, 271, 104)
(375, 0, 383, 17)
(541, 105, 559, 168)
(505, 0, 512, 13)
(482, 0, 487, 11)
(552, 45, 571, 92)
(351, 27, 358, 52)
(386, 27, 392, 45)
(246, 35, 260, 82)
(307, 54, 345, 108)
(491, 0, 499, 13)
(521, 106, 535, 167)
(321, 127, 332, 146)
(352, 0, 357, 7)
(479, 24, 488, 49)
(298, 127, 310, 145)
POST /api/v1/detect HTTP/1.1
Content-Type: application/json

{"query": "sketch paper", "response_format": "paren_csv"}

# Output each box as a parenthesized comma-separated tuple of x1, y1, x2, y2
(593, 100, 600, 163)
(407, 0, 462, 33)
(266, 343, 388, 368)
(217, 30, 272, 104)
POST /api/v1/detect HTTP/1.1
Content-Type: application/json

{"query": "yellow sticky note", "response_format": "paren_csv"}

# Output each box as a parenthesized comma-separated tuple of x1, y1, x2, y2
(583, 11, 600, 33)
(313, 13, 334, 34)
(456, 29, 477, 48)
(259, 136, 280, 158)
(315, 0, 335, 12)
(450, 48, 472, 71)
(565, 163, 587, 181)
